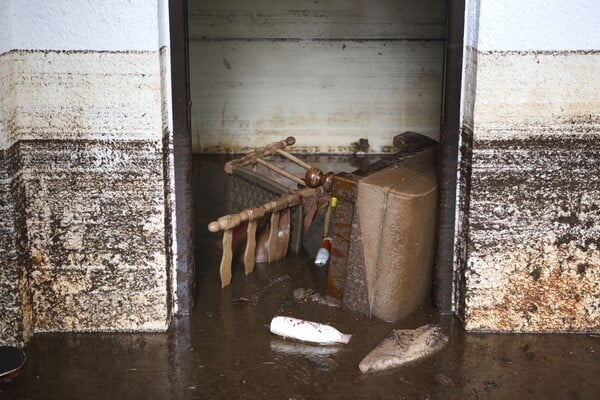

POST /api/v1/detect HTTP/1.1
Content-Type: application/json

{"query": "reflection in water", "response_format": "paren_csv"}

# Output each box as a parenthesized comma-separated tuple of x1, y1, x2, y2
(3, 156, 598, 399)
(270, 339, 340, 357)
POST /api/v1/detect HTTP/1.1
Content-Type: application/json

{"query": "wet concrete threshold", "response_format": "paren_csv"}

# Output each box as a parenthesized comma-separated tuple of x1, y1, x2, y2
(2, 155, 599, 399)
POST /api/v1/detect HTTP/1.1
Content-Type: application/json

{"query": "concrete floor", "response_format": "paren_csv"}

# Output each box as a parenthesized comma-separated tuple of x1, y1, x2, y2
(1, 155, 599, 399)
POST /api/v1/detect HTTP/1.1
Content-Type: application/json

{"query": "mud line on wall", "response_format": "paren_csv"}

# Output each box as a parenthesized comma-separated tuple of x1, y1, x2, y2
(464, 134, 600, 332)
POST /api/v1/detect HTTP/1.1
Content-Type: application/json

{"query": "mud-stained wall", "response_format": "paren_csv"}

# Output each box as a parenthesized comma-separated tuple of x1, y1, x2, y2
(189, 0, 445, 153)
(0, 0, 174, 345)
(0, 149, 28, 346)
(459, 0, 600, 332)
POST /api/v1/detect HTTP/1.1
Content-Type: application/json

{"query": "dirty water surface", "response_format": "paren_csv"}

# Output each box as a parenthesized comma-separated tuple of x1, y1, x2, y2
(1, 155, 599, 400)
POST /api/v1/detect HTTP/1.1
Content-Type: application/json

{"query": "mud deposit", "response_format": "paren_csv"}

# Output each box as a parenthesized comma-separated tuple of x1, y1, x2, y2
(1, 156, 598, 399)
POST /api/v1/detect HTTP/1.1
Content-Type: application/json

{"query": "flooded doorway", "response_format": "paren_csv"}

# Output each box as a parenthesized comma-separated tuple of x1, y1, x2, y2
(176, 0, 463, 313)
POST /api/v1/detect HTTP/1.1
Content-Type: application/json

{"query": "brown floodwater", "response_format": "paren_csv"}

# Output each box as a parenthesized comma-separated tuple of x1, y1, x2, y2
(1, 155, 598, 399)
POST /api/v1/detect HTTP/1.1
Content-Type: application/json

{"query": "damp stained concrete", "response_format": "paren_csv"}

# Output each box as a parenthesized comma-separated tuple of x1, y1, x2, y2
(1, 155, 599, 400)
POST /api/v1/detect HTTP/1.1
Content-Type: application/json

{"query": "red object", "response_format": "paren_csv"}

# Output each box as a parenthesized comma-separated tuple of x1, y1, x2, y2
(320, 237, 332, 251)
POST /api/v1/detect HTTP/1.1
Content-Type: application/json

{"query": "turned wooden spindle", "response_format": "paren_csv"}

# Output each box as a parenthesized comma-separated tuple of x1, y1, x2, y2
(304, 168, 335, 192)
(212, 136, 340, 288)
(224, 136, 296, 174)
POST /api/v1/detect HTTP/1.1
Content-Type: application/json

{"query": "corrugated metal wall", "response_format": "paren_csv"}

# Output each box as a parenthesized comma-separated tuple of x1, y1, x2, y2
(189, 0, 445, 153)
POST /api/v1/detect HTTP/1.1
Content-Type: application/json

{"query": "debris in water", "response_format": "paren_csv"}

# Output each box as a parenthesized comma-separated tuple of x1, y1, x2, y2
(293, 288, 341, 308)
(352, 138, 370, 154)
(270, 316, 351, 345)
(232, 297, 250, 304)
(484, 379, 502, 390)
(434, 373, 454, 386)
(270, 339, 340, 357)
(305, 354, 336, 371)
(359, 324, 448, 373)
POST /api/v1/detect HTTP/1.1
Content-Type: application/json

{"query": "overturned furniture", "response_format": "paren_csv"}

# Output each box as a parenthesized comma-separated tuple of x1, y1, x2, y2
(208, 132, 439, 322)
(328, 132, 438, 322)
(208, 137, 332, 287)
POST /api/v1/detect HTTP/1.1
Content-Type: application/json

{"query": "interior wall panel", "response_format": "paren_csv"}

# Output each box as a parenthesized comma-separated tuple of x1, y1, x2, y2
(189, 0, 445, 153)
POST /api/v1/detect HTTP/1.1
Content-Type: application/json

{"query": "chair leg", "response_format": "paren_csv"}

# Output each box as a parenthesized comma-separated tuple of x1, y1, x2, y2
(267, 211, 280, 262)
(220, 229, 233, 288)
(244, 220, 257, 275)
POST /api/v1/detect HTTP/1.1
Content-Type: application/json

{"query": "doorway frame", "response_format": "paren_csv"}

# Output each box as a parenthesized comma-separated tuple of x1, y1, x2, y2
(435, 0, 466, 314)
(169, 0, 195, 314)
(167, 0, 466, 315)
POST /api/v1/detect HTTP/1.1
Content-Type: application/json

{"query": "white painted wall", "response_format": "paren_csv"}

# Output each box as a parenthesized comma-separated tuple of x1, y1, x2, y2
(0, 1, 14, 53)
(189, 0, 445, 153)
(0, 0, 162, 54)
(477, 0, 600, 51)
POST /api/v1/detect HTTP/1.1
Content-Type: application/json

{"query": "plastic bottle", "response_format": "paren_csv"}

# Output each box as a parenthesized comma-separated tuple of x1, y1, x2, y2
(314, 237, 332, 266)
(269, 316, 352, 344)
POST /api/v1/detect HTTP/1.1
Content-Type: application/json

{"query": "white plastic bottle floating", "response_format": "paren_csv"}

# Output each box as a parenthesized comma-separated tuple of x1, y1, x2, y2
(269, 316, 351, 345)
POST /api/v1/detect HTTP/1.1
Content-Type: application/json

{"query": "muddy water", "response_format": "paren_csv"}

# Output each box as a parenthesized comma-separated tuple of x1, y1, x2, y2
(1, 155, 599, 399)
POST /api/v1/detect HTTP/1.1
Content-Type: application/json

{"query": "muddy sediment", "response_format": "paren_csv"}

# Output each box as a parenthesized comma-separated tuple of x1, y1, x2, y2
(1, 155, 598, 399)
